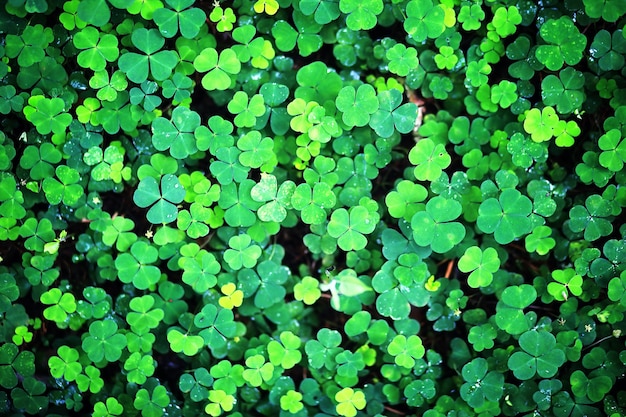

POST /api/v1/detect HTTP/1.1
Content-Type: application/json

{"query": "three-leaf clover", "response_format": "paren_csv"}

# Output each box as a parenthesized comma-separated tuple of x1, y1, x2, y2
(193, 47, 240, 91)
(153, 0, 206, 39)
(508, 330, 566, 380)
(369, 89, 418, 138)
(335, 387, 366, 417)
(568, 194, 613, 241)
(409, 138, 451, 181)
(41, 288, 76, 324)
(335, 84, 379, 128)
(387, 334, 425, 368)
(118, 28, 179, 83)
(460, 358, 504, 408)
(339, 0, 383, 31)
(404, 0, 446, 42)
(134, 174, 186, 224)
(73, 26, 119, 71)
(411, 196, 465, 253)
(477, 189, 532, 244)
(458, 246, 500, 288)
(82, 320, 127, 363)
(327, 205, 379, 251)
(535, 17, 586, 71)
(115, 240, 161, 290)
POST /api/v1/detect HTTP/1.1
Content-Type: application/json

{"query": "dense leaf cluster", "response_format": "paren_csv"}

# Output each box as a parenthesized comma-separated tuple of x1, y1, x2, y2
(1, 0, 626, 416)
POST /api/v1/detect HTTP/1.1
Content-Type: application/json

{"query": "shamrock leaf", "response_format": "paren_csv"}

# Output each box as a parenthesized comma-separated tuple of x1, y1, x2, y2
(387, 334, 425, 368)
(82, 320, 127, 363)
(369, 89, 418, 138)
(458, 246, 500, 288)
(134, 174, 186, 224)
(327, 205, 379, 251)
(118, 28, 179, 83)
(508, 330, 565, 380)
(115, 241, 161, 290)
(477, 188, 533, 244)
(152, 106, 206, 159)
(409, 138, 451, 181)
(460, 358, 504, 408)
(73, 26, 119, 71)
(335, 84, 379, 128)
(411, 196, 465, 253)
(339, 0, 383, 31)
(535, 17, 586, 71)
(193, 47, 241, 90)
(153, 0, 206, 39)
(404, 0, 446, 43)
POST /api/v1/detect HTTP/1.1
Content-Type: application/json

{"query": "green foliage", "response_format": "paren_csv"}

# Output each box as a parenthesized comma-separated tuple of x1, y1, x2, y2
(2, 0, 626, 416)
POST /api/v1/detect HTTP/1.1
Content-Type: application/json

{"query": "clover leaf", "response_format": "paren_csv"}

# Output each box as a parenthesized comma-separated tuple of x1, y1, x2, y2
(93, 397, 124, 417)
(167, 328, 205, 356)
(598, 129, 626, 172)
(385, 179, 427, 221)
(477, 188, 532, 244)
(495, 284, 537, 335)
(411, 196, 465, 253)
(77, 0, 110, 26)
(272, 12, 323, 57)
(134, 384, 170, 417)
(115, 240, 161, 290)
(292, 182, 336, 224)
(387, 334, 425, 368)
(153, 0, 206, 39)
(41, 288, 76, 324)
(535, 17, 586, 71)
(568, 194, 613, 241)
(179, 246, 220, 293)
(228, 91, 266, 128)
(460, 358, 504, 408)
(218, 180, 261, 227)
(126, 295, 164, 332)
(194, 304, 237, 353)
(491, 6, 521, 38)
(134, 174, 186, 224)
(118, 28, 179, 83)
(23, 96, 72, 136)
(369, 89, 418, 138)
(209, 6, 236, 32)
(299, 0, 340, 24)
(525, 225, 556, 255)
(5, 24, 53, 67)
(339, 0, 383, 31)
(193, 47, 241, 90)
(335, 387, 366, 417)
(541, 67, 585, 115)
(327, 205, 379, 251)
(571, 370, 613, 402)
(409, 138, 451, 182)
(589, 29, 626, 72)
(251, 173, 295, 222)
(268, 331, 303, 369)
(48, 345, 82, 382)
(458, 246, 500, 288)
(82, 320, 127, 363)
(548, 268, 583, 301)
(223, 234, 262, 270)
(41, 165, 84, 207)
(152, 106, 207, 159)
(508, 330, 565, 380)
(0, 343, 35, 390)
(583, 0, 624, 22)
(73, 26, 119, 71)
(404, 0, 446, 42)
(335, 84, 379, 128)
